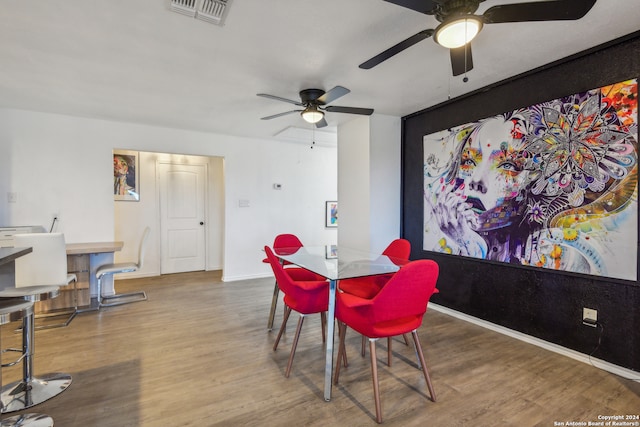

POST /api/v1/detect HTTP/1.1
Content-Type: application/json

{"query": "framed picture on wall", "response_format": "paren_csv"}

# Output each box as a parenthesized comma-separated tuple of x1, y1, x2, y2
(325, 244, 338, 259)
(113, 150, 140, 201)
(325, 201, 338, 228)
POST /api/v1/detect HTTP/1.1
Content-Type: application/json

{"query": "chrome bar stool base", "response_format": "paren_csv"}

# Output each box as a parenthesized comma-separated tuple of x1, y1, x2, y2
(33, 309, 77, 330)
(0, 300, 56, 426)
(0, 413, 54, 427)
(99, 291, 147, 308)
(0, 374, 72, 413)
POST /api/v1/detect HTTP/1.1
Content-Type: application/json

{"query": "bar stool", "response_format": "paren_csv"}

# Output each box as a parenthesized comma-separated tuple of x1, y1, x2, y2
(0, 234, 72, 412)
(0, 299, 54, 427)
(0, 288, 72, 412)
(13, 233, 77, 329)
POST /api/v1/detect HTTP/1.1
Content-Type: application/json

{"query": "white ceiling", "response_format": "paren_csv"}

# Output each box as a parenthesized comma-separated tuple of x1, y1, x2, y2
(1, 0, 638, 141)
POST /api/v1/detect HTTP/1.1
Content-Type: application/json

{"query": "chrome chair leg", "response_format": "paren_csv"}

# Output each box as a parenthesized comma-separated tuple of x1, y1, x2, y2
(96, 275, 147, 308)
(33, 276, 78, 330)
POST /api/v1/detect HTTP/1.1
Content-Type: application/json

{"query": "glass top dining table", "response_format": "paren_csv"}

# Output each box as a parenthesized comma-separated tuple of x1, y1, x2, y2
(274, 245, 406, 401)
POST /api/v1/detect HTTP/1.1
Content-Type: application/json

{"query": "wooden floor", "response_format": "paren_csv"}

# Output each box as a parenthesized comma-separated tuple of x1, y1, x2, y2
(1, 271, 639, 426)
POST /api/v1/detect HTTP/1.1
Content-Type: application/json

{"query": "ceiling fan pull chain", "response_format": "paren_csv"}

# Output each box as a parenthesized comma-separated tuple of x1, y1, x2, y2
(463, 21, 469, 83)
(311, 124, 315, 149)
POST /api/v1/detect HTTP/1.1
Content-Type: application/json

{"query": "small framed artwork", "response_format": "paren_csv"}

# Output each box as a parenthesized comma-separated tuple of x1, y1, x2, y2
(113, 150, 140, 201)
(325, 201, 338, 228)
(325, 244, 338, 259)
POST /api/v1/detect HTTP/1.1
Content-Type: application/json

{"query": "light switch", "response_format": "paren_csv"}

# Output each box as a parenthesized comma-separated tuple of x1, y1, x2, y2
(7, 192, 17, 203)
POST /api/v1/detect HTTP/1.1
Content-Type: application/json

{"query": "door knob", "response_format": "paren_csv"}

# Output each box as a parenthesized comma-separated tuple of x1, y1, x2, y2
(200, 222, 204, 225)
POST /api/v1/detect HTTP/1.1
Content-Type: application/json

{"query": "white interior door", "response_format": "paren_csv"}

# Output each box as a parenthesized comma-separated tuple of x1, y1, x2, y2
(158, 162, 206, 274)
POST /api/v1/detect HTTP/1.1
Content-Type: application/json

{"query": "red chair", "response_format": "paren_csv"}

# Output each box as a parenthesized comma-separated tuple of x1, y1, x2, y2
(334, 259, 439, 424)
(264, 246, 329, 378)
(264, 234, 324, 329)
(262, 233, 303, 266)
(339, 238, 412, 363)
(338, 238, 411, 299)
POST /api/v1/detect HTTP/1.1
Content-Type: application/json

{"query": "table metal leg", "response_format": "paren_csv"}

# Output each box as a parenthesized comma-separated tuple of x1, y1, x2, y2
(324, 279, 337, 401)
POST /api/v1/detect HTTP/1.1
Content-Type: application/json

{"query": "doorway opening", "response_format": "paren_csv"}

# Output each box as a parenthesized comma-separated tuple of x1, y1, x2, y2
(114, 151, 224, 277)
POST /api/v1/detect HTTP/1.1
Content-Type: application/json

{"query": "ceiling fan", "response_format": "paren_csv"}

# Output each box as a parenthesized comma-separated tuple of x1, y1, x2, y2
(257, 86, 374, 128)
(360, 0, 597, 76)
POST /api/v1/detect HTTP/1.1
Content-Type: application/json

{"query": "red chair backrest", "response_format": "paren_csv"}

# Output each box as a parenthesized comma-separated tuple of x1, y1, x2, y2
(382, 238, 411, 261)
(264, 245, 297, 296)
(273, 234, 303, 250)
(370, 259, 438, 324)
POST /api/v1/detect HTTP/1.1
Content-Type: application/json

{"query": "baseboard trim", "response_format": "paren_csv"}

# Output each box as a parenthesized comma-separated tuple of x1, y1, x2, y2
(222, 272, 272, 282)
(429, 303, 640, 381)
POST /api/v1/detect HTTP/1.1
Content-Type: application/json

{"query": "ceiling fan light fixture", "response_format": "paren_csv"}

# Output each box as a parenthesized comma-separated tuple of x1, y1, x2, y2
(301, 106, 324, 124)
(434, 16, 483, 49)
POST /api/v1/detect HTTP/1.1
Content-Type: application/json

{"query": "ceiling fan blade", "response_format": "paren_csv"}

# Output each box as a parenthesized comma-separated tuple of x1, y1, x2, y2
(359, 29, 434, 69)
(383, 0, 438, 14)
(257, 93, 304, 106)
(450, 45, 473, 76)
(317, 86, 350, 105)
(260, 110, 301, 120)
(316, 118, 329, 128)
(483, 0, 596, 24)
(325, 106, 374, 115)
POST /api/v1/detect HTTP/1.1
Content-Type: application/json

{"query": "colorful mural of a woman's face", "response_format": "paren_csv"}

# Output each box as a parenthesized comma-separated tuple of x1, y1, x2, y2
(457, 118, 529, 229)
(423, 79, 638, 281)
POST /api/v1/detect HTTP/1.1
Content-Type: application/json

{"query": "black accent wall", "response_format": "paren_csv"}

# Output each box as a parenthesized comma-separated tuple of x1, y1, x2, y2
(401, 32, 640, 372)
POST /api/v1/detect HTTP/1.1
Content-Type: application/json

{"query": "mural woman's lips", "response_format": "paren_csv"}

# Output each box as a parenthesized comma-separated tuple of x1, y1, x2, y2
(467, 197, 486, 214)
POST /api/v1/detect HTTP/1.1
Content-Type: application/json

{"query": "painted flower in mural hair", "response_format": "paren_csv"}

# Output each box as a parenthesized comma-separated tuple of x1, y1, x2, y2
(524, 91, 636, 198)
(526, 201, 546, 224)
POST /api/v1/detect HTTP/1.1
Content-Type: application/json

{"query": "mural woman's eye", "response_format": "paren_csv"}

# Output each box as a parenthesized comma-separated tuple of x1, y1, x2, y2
(498, 160, 522, 173)
(461, 158, 477, 167)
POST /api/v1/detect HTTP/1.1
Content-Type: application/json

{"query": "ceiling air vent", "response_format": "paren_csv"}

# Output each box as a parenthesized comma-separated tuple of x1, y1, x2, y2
(170, 0, 197, 17)
(197, 0, 231, 26)
(169, 0, 231, 26)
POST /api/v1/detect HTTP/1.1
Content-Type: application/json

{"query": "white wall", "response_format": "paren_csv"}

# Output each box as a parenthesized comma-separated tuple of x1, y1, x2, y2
(337, 116, 370, 250)
(369, 114, 402, 252)
(0, 109, 337, 281)
(337, 114, 401, 252)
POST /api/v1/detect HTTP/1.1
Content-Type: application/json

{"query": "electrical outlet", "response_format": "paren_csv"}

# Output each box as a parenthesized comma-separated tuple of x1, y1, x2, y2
(583, 307, 598, 327)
